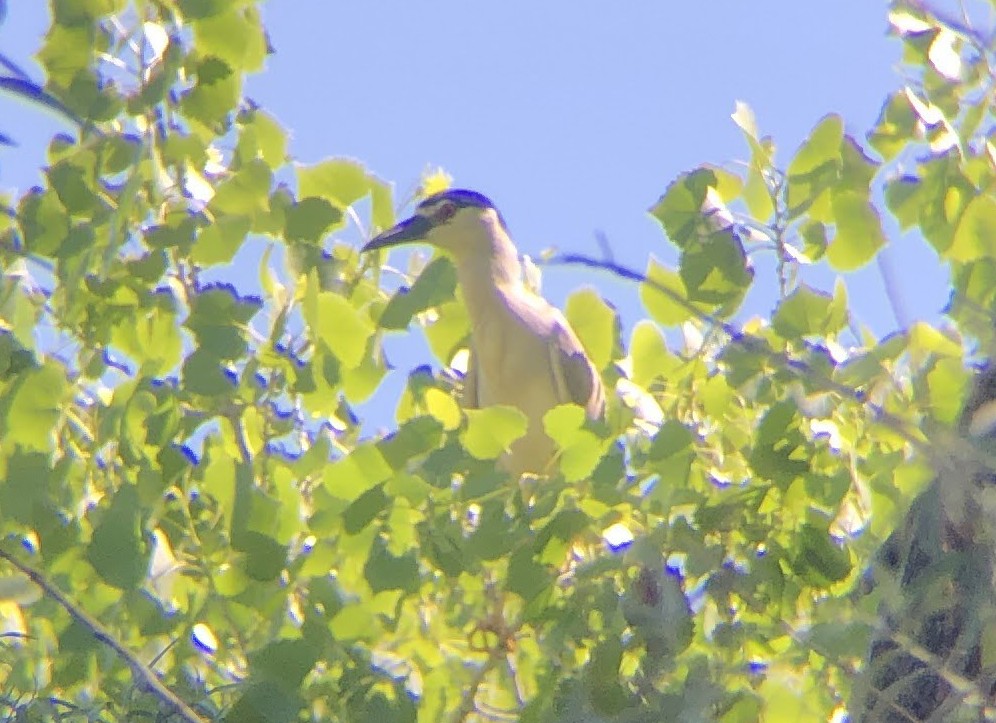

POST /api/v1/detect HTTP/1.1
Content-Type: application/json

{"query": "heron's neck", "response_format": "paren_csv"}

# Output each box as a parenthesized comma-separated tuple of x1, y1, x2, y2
(454, 226, 525, 328)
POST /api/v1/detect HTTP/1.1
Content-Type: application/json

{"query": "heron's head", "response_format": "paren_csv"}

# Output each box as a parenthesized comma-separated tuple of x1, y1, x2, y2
(361, 189, 508, 261)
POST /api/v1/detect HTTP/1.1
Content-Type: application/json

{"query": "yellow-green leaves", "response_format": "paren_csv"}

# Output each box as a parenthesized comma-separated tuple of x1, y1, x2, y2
(772, 282, 848, 339)
(649, 169, 753, 315)
(302, 273, 375, 370)
(543, 404, 606, 481)
(191, 6, 268, 74)
(296, 158, 395, 233)
(732, 101, 776, 220)
(783, 115, 886, 271)
(639, 259, 691, 326)
(377, 257, 458, 330)
(0, 362, 67, 453)
(324, 444, 394, 502)
(628, 321, 678, 388)
(565, 289, 617, 370)
(827, 190, 886, 270)
(786, 114, 844, 219)
(461, 406, 527, 460)
(948, 194, 996, 262)
(86, 484, 150, 590)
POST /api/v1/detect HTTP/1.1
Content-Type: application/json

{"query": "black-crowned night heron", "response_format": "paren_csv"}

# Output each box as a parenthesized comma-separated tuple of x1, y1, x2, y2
(362, 189, 605, 476)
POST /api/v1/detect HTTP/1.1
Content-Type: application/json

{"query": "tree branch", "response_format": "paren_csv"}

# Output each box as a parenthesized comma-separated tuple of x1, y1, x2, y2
(0, 546, 206, 723)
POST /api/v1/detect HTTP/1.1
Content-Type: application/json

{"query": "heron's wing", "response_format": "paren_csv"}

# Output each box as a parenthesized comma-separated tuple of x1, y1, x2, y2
(548, 321, 605, 419)
(461, 344, 480, 409)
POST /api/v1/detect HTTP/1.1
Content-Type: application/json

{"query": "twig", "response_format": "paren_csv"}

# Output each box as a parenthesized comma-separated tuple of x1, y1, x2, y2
(0, 546, 206, 723)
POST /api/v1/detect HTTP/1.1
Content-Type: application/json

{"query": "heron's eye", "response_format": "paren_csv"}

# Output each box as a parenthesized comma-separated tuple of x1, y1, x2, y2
(435, 202, 456, 223)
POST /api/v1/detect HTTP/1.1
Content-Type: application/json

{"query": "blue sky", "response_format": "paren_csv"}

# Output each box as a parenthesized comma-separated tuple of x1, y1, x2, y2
(0, 2, 954, 423)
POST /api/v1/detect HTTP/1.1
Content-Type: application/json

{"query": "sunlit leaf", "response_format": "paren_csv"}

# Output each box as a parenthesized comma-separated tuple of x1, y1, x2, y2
(460, 405, 527, 460)
(948, 193, 996, 262)
(87, 484, 149, 590)
(378, 256, 457, 330)
(565, 288, 617, 370)
(786, 114, 843, 217)
(827, 189, 886, 270)
(640, 258, 692, 326)
(1, 362, 66, 452)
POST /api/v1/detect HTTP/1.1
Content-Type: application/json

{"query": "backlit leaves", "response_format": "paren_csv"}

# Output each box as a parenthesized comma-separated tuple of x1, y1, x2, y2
(461, 405, 528, 460)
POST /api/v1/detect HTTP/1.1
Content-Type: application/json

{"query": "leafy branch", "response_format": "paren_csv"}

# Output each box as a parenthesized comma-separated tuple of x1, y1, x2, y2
(0, 545, 206, 723)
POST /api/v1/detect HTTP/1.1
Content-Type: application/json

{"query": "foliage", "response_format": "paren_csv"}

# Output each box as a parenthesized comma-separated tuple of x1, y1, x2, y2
(0, 1, 994, 722)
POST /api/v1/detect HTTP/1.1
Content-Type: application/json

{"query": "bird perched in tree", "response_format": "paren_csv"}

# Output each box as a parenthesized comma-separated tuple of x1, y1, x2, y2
(362, 189, 605, 476)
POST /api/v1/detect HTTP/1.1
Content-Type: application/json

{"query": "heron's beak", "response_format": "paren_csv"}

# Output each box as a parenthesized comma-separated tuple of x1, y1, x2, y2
(361, 214, 432, 252)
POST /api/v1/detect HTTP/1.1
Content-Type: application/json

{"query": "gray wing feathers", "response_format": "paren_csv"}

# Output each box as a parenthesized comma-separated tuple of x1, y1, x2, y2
(551, 323, 605, 419)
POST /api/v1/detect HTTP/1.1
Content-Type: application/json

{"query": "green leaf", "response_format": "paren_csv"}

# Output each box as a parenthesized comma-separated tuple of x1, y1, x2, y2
(192, 214, 251, 265)
(839, 135, 878, 192)
(186, 285, 262, 359)
(110, 302, 182, 375)
(284, 197, 342, 243)
(800, 220, 829, 262)
(749, 401, 809, 485)
(209, 158, 272, 217)
(87, 484, 149, 590)
(732, 101, 776, 220)
(192, 7, 267, 74)
(460, 405, 528, 460)
(248, 638, 319, 692)
(423, 388, 461, 431)
(772, 284, 846, 338)
(181, 56, 240, 126)
(378, 256, 457, 330)
(786, 114, 843, 217)
(378, 416, 444, 470)
(565, 289, 616, 370)
(948, 193, 996, 262)
(868, 91, 918, 160)
(649, 168, 717, 248)
(679, 231, 753, 308)
(364, 536, 420, 594)
(236, 109, 288, 167)
(827, 190, 886, 270)
(47, 160, 100, 216)
(927, 358, 969, 424)
(587, 637, 630, 715)
(309, 291, 375, 369)
(37, 24, 92, 87)
(1, 362, 67, 452)
(224, 681, 303, 723)
(329, 604, 380, 641)
(182, 348, 235, 396)
(323, 444, 394, 502)
(648, 420, 694, 461)
(297, 158, 379, 212)
(422, 299, 470, 362)
(18, 190, 70, 255)
(896, 154, 975, 255)
(639, 258, 691, 326)
(343, 485, 390, 534)
(507, 547, 551, 605)
(543, 404, 605, 481)
(0, 451, 53, 525)
(790, 523, 852, 586)
(241, 531, 287, 581)
(628, 320, 678, 387)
